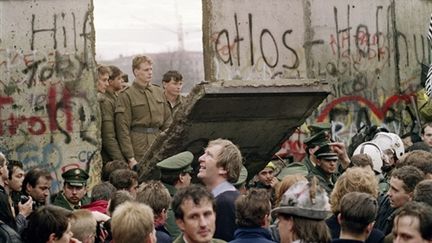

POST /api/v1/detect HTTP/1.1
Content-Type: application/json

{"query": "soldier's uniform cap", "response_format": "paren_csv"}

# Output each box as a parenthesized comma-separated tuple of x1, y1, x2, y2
(304, 130, 331, 148)
(156, 151, 194, 173)
(62, 168, 89, 187)
(315, 144, 338, 160)
(308, 123, 331, 135)
(276, 162, 309, 180)
(271, 179, 331, 220)
(233, 165, 248, 186)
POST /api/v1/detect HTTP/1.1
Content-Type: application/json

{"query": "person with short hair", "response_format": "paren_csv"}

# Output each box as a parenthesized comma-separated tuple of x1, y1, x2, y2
(413, 179, 432, 206)
(100, 65, 125, 163)
(162, 70, 184, 115)
(229, 188, 275, 243)
(374, 165, 425, 235)
(392, 201, 432, 242)
(109, 169, 139, 198)
(97, 65, 111, 94)
(81, 181, 116, 214)
(101, 160, 129, 182)
(397, 150, 432, 179)
(52, 167, 90, 210)
(111, 201, 157, 243)
(22, 205, 77, 243)
(115, 55, 171, 168)
(137, 181, 172, 243)
(171, 185, 224, 243)
(0, 153, 17, 231)
(421, 122, 432, 148)
(71, 209, 97, 243)
(22, 167, 52, 210)
(333, 192, 378, 243)
(326, 167, 384, 243)
(198, 138, 242, 241)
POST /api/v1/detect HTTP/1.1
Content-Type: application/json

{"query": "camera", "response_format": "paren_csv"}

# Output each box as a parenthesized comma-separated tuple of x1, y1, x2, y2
(20, 195, 30, 204)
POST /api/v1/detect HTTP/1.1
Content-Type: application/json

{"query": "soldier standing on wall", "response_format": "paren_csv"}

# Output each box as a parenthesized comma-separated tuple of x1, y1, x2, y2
(115, 55, 172, 169)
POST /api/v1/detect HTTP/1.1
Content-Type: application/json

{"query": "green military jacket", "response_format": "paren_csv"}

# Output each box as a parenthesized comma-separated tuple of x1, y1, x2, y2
(309, 165, 341, 195)
(100, 90, 124, 162)
(115, 82, 172, 161)
(173, 234, 226, 243)
(163, 183, 181, 239)
(168, 95, 185, 117)
(52, 192, 90, 211)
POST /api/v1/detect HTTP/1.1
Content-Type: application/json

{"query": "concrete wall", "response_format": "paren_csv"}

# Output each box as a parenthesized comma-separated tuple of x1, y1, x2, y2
(0, 0, 100, 192)
(203, 0, 432, 144)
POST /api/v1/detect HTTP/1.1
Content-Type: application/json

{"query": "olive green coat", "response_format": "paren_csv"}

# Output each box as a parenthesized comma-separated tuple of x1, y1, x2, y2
(100, 90, 124, 162)
(115, 82, 172, 161)
(52, 192, 90, 211)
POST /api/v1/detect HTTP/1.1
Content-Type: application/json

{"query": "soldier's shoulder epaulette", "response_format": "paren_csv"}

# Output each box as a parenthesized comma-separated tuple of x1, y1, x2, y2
(119, 86, 130, 93)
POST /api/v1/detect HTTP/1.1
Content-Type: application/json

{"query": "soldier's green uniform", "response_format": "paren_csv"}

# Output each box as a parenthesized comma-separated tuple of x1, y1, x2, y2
(115, 82, 172, 161)
(168, 95, 185, 117)
(276, 162, 308, 180)
(157, 151, 194, 240)
(52, 168, 90, 210)
(308, 144, 345, 195)
(302, 123, 332, 173)
(100, 90, 124, 162)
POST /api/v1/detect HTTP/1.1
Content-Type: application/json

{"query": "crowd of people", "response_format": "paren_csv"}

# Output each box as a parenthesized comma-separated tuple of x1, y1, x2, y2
(1, 54, 432, 243)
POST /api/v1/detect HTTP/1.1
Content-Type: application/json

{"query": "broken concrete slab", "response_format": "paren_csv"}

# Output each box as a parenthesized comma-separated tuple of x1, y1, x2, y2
(137, 79, 329, 182)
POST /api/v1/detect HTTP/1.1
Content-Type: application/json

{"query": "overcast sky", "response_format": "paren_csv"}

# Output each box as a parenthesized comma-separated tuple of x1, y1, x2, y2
(93, 0, 203, 61)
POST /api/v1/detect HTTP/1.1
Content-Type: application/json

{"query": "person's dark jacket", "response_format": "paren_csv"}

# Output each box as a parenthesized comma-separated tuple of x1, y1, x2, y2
(326, 214, 384, 243)
(228, 227, 276, 243)
(374, 194, 396, 235)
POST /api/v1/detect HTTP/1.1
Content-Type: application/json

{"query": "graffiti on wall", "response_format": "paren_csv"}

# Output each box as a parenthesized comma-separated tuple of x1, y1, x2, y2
(0, 2, 100, 192)
(205, 0, 431, 149)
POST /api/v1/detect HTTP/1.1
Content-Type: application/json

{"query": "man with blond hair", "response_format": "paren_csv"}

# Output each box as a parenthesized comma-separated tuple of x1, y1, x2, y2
(115, 55, 171, 168)
(111, 201, 156, 243)
(198, 138, 242, 241)
(71, 209, 97, 243)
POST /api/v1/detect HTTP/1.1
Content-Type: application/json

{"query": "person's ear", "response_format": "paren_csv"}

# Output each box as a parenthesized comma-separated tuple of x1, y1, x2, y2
(47, 233, 57, 243)
(176, 219, 185, 232)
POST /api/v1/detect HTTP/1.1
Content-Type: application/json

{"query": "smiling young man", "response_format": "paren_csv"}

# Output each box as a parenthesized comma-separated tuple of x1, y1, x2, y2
(197, 139, 242, 241)
(172, 185, 225, 243)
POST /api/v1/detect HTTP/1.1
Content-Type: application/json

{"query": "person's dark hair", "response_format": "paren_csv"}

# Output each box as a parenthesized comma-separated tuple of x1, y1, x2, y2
(108, 65, 122, 81)
(108, 190, 134, 215)
(235, 188, 270, 227)
(22, 168, 52, 194)
(350, 154, 373, 169)
(22, 205, 73, 243)
(278, 214, 331, 242)
(172, 184, 215, 220)
(91, 182, 116, 202)
(109, 169, 137, 191)
(394, 201, 432, 240)
(101, 160, 128, 182)
(162, 70, 183, 83)
(413, 179, 432, 206)
(391, 165, 425, 193)
(421, 122, 432, 135)
(397, 150, 432, 175)
(407, 142, 432, 153)
(339, 192, 378, 235)
(7, 160, 23, 180)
